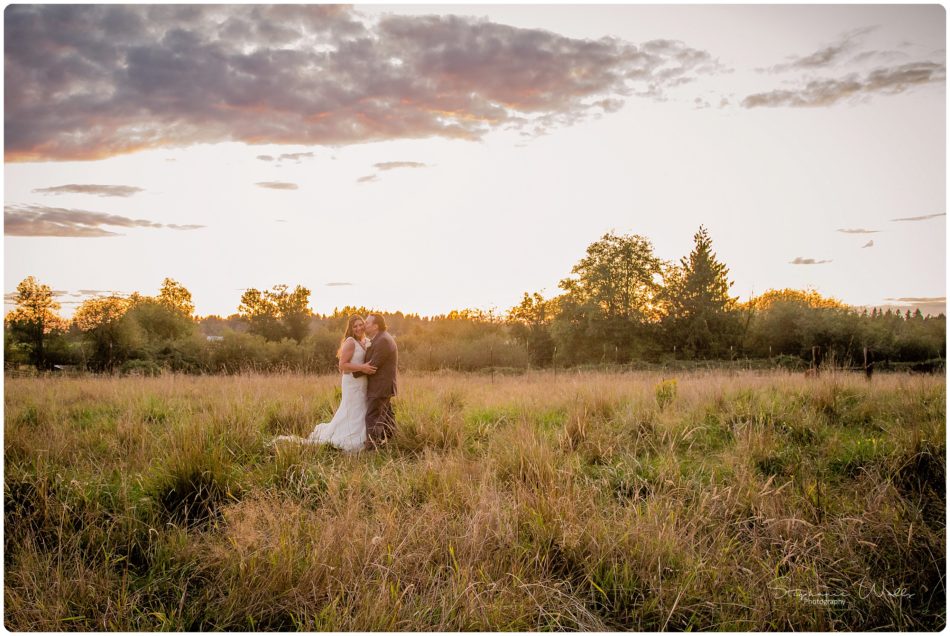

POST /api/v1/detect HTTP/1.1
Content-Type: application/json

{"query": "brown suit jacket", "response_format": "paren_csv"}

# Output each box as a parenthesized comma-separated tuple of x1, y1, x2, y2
(355, 331, 398, 398)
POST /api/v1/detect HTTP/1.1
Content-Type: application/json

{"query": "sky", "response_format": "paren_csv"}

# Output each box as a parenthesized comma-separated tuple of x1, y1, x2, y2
(4, 3, 947, 318)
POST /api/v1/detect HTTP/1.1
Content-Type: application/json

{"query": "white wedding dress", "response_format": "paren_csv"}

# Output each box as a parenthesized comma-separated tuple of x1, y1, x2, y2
(271, 338, 367, 452)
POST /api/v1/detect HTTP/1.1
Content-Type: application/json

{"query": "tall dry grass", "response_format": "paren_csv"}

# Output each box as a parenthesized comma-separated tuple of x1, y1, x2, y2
(4, 369, 945, 630)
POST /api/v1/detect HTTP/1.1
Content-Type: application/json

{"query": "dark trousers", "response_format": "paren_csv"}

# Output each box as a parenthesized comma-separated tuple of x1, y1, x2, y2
(365, 396, 395, 447)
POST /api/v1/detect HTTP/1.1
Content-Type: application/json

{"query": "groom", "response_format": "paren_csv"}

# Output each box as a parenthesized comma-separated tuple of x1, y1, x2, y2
(353, 314, 398, 449)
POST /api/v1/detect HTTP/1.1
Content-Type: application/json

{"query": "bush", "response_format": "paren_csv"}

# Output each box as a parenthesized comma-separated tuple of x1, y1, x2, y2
(120, 359, 163, 376)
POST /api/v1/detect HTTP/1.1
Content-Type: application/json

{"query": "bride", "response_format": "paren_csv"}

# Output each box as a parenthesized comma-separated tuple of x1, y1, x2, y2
(271, 314, 377, 452)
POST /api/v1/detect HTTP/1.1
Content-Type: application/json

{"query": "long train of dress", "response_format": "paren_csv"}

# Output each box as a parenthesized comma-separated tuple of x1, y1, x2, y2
(271, 338, 367, 452)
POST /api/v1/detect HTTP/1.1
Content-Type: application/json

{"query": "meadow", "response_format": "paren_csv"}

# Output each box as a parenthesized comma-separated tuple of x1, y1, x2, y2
(4, 370, 946, 631)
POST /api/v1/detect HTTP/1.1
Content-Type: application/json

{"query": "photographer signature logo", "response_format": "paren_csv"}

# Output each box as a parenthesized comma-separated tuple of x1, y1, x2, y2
(769, 583, 913, 607)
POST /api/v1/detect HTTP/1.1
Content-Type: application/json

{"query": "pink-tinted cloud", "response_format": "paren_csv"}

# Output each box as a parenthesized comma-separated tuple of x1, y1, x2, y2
(5, 204, 204, 237)
(890, 212, 946, 222)
(32, 184, 144, 197)
(5, 5, 725, 162)
(374, 161, 428, 171)
(256, 181, 299, 190)
(743, 61, 945, 108)
(759, 27, 877, 73)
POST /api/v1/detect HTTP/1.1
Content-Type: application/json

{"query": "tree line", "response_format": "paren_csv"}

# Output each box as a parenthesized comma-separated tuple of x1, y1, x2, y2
(5, 227, 945, 375)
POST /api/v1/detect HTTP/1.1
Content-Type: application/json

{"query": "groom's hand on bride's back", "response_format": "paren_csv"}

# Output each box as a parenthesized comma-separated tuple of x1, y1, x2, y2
(354, 364, 377, 377)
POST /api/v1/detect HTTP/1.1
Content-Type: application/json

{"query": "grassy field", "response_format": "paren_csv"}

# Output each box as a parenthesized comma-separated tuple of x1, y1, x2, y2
(4, 370, 946, 630)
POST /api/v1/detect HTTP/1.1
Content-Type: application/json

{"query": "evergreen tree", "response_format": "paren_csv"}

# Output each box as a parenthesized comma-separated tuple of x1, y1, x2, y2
(661, 226, 740, 357)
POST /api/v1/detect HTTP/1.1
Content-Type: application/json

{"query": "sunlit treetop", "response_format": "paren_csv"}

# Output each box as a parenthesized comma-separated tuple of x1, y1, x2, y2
(746, 288, 848, 311)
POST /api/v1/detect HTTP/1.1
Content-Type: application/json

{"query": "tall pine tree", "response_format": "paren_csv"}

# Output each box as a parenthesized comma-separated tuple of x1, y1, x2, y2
(661, 226, 740, 357)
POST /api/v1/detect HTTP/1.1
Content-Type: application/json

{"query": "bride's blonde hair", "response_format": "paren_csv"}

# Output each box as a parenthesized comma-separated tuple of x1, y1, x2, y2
(336, 314, 365, 359)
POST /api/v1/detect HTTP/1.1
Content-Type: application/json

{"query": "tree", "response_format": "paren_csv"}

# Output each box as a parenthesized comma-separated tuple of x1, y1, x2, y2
(271, 284, 312, 343)
(661, 226, 740, 357)
(5, 276, 65, 370)
(72, 296, 136, 371)
(158, 278, 195, 318)
(507, 291, 556, 365)
(124, 298, 195, 344)
(238, 284, 313, 342)
(553, 232, 665, 363)
(742, 288, 853, 360)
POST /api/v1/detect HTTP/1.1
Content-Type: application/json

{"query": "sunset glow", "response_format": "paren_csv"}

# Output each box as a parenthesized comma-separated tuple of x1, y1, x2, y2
(4, 4, 945, 318)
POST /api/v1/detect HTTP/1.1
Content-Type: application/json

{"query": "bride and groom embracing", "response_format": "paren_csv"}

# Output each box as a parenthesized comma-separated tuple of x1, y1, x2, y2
(272, 314, 398, 452)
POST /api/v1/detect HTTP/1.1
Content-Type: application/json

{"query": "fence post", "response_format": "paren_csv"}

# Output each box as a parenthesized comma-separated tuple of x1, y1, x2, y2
(490, 346, 494, 384)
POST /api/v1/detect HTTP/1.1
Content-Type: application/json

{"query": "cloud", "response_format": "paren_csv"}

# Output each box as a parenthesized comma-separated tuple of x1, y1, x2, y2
(742, 61, 945, 108)
(885, 296, 946, 302)
(862, 240, 874, 248)
(325, 282, 353, 286)
(374, 161, 428, 171)
(278, 152, 314, 162)
(890, 212, 946, 222)
(165, 223, 205, 230)
(32, 184, 144, 197)
(837, 228, 879, 234)
(880, 296, 947, 316)
(258, 152, 314, 162)
(789, 257, 832, 265)
(4, 204, 205, 237)
(761, 27, 876, 73)
(256, 181, 298, 190)
(358, 160, 430, 183)
(872, 301, 946, 316)
(5, 5, 726, 161)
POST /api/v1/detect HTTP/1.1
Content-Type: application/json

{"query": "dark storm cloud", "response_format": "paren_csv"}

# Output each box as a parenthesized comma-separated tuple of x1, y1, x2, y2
(890, 212, 946, 222)
(256, 181, 299, 190)
(789, 257, 832, 265)
(32, 184, 144, 197)
(4, 204, 205, 237)
(743, 61, 945, 108)
(837, 228, 879, 234)
(5, 5, 725, 161)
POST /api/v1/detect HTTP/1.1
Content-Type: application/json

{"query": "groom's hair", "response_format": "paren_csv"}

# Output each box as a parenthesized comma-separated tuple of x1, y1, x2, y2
(368, 314, 387, 331)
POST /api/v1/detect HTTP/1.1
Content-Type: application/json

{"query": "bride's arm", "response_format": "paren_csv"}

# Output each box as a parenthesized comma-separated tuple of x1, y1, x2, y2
(339, 338, 375, 374)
